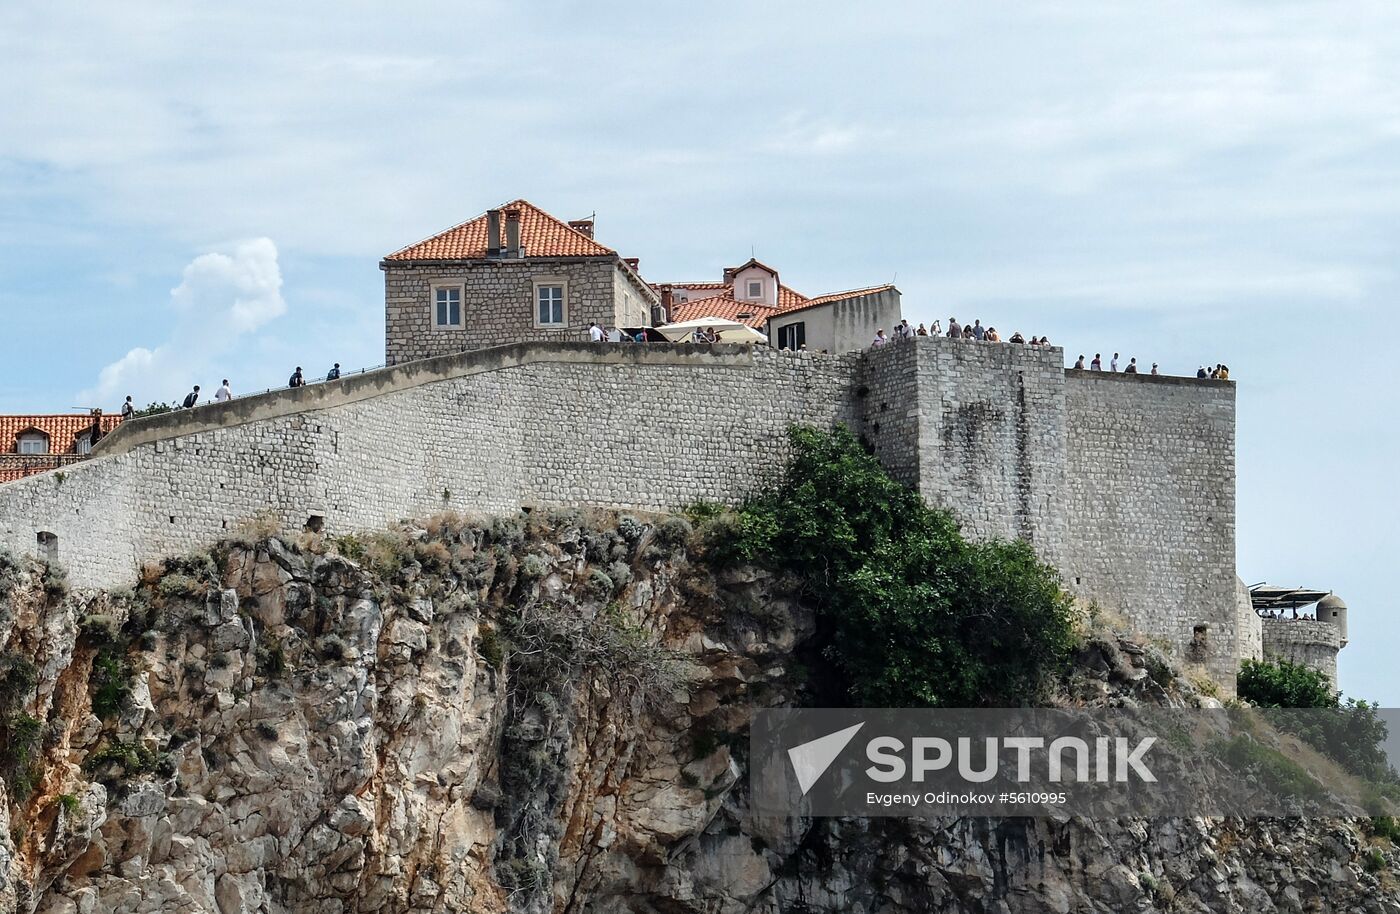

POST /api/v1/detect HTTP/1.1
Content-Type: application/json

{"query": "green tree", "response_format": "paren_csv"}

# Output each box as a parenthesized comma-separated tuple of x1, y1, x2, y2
(715, 425, 1076, 707)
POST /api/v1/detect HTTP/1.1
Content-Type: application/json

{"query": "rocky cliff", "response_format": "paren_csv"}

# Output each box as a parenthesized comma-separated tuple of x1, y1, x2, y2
(0, 511, 1394, 914)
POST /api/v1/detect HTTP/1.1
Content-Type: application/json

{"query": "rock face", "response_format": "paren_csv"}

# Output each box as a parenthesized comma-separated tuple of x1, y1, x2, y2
(0, 513, 1394, 914)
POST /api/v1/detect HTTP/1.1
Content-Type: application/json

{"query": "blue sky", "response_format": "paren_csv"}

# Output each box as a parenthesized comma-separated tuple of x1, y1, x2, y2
(1, 2, 1396, 698)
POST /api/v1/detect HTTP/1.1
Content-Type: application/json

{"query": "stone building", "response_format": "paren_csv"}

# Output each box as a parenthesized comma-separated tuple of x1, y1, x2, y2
(0, 411, 120, 483)
(381, 200, 658, 364)
(657, 258, 901, 352)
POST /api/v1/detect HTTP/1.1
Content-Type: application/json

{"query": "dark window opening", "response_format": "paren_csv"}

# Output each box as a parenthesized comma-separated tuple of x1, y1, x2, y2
(305, 515, 325, 533)
(777, 322, 806, 350)
(37, 531, 58, 563)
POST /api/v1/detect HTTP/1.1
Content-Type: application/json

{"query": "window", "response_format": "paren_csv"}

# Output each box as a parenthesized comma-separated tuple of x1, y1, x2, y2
(76, 434, 92, 456)
(777, 321, 806, 350)
(431, 284, 463, 329)
(533, 278, 568, 327)
(746, 279, 763, 299)
(17, 432, 48, 455)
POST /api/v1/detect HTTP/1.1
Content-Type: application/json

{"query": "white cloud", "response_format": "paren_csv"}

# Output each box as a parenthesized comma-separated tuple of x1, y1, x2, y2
(79, 239, 286, 405)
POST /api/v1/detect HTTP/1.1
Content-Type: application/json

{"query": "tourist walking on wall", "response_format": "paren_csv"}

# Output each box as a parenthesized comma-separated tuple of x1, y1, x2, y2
(872, 329, 889, 347)
(1091, 353, 1102, 371)
(181, 386, 200, 409)
(326, 363, 341, 381)
(1074, 355, 1086, 369)
(1151, 363, 1159, 376)
(947, 317, 961, 339)
(120, 396, 134, 419)
(962, 324, 975, 339)
(895, 319, 914, 339)
(288, 367, 305, 388)
(1111, 353, 1119, 372)
(589, 322, 605, 342)
(972, 319, 985, 340)
(916, 323, 928, 336)
(215, 379, 232, 402)
(1125, 358, 1138, 374)
(930, 319, 941, 335)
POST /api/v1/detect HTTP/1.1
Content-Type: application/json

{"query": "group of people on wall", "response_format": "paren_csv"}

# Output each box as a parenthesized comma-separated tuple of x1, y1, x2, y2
(119, 363, 346, 418)
(872, 318, 1051, 348)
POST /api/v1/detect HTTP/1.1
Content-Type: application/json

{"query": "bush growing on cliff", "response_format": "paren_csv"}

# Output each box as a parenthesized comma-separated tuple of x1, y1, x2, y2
(1240, 658, 1396, 785)
(1239, 658, 1337, 709)
(711, 424, 1076, 707)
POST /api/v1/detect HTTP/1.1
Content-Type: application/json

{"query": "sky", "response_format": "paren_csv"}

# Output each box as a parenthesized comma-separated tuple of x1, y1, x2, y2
(1, 2, 1396, 698)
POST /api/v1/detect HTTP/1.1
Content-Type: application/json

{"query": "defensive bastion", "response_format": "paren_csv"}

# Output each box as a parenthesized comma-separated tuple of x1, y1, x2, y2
(0, 337, 1240, 687)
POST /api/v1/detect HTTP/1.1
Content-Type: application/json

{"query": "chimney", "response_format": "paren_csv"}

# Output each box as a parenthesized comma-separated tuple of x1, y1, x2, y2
(623, 257, 640, 273)
(659, 284, 674, 312)
(486, 209, 502, 257)
(504, 209, 522, 257)
(568, 219, 594, 239)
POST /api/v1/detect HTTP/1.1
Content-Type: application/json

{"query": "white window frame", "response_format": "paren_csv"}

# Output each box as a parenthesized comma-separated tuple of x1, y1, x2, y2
(429, 282, 465, 330)
(746, 279, 763, 300)
(17, 432, 49, 455)
(76, 435, 92, 456)
(532, 277, 569, 328)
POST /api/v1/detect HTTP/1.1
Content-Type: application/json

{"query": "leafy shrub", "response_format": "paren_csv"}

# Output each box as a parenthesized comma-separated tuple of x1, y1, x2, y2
(83, 740, 161, 778)
(714, 425, 1076, 707)
(1215, 734, 1323, 799)
(57, 793, 80, 815)
(0, 548, 19, 598)
(1371, 816, 1400, 843)
(90, 652, 134, 720)
(1240, 659, 1396, 784)
(1239, 658, 1337, 709)
(652, 516, 693, 550)
(0, 713, 43, 801)
(476, 626, 505, 669)
(1365, 848, 1388, 874)
(520, 554, 549, 580)
(0, 654, 37, 713)
(131, 401, 174, 418)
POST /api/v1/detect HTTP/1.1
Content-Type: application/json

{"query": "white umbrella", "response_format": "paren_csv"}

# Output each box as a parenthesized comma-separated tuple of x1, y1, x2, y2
(655, 316, 769, 344)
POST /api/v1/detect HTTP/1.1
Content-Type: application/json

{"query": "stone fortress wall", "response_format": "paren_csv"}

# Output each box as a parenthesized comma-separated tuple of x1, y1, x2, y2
(0, 336, 1245, 688)
(1262, 619, 1343, 690)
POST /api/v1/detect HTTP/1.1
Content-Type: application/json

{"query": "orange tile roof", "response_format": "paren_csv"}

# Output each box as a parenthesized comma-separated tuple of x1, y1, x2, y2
(669, 294, 781, 329)
(805, 284, 897, 306)
(0, 414, 122, 483)
(384, 199, 615, 262)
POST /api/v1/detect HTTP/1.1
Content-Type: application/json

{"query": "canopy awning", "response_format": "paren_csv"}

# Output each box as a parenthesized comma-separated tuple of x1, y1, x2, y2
(654, 316, 769, 344)
(1249, 583, 1330, 611)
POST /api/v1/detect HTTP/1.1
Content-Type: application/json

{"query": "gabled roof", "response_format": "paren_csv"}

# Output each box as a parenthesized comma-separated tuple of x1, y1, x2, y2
(384, 199, 615, 262)
(723, 258, 781, 280)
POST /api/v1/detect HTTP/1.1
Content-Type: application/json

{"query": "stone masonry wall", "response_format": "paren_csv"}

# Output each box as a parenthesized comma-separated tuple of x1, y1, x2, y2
(384, 259, 633, 364)
(860, 337, 1068, 568)
(1262, 619, 1342, 690)
(0, 338, 1241, 687)
(1065, 371, 1237, 685)
(0, 344, 856, 589)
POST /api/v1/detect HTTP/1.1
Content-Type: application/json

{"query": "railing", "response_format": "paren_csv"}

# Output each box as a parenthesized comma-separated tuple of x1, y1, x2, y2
(0, 453, 91, 478)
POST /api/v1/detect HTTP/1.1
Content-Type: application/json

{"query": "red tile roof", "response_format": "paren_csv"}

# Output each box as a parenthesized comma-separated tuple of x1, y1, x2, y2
(384, 199, 615, 262)
(805, 284, 896, 306)
(670, 294, 782, 329)
(664, 274, 817, 328)
(0, 414, 122, 483)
